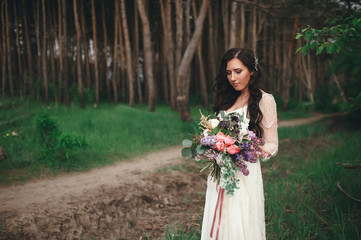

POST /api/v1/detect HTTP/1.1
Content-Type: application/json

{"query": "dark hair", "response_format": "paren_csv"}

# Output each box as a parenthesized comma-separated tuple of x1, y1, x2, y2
(213, 48, 264, 137)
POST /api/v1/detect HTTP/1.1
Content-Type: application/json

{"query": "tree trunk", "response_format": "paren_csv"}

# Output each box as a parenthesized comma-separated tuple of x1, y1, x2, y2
(251, 6, 257, 51)
(207, 4, 216, 86)
(240, 3, 245, 47)
(41, 0, 48, 104)
(133, 1, 143, 107)
(57, 0, 63, 103)
(117, 15, 126, 103)
(101, 0, 111, 103)
(192, 0, 208, 108)
(80, 0, 91, 89)
(5, 0, 13, 97)
(229, 1, 237, 48)
(175, 0, 183, 73)
(137, 0, 156, 111)
(13, 2, 23, 96)
(91, 0, 100, 105)
(1, 0, 6, 96)
(165, 0, 176, 109)
(62, 0, 70, 107)
(111, 0, 119, 104)
(222, 0, 229, 50)
(176, 0, 209, 121)
(73, 0, 84, 108)
(22, 0, 34, 96)
(120, 0, 134, 107)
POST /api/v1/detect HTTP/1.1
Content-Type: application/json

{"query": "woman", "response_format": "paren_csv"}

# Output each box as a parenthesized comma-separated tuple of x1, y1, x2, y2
(201, 48, 278, 240)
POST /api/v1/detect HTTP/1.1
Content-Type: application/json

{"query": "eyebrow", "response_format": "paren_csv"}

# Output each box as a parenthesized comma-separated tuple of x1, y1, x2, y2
(226, 67, 242, 71)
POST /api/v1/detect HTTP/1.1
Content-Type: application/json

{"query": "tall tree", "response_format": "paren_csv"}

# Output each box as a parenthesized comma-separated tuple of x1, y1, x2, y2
(62, 0, 70, 107)
(91, 0, 100, 105)
(5, 0, 13, 97)
(176, 0, 209, 121)
(1, 0, 6, 96)
(137, 0, 156, 111)
(73, 0, 85, 108)
(120, 0, 135, 107)
(111, 0, 120, 104)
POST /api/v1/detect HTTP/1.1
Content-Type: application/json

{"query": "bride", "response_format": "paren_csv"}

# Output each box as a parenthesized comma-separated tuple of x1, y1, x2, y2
(201, 48, 278, 240)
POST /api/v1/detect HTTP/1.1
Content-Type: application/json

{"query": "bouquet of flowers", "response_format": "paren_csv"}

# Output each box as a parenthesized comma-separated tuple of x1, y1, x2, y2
(182, 110, 269, 195)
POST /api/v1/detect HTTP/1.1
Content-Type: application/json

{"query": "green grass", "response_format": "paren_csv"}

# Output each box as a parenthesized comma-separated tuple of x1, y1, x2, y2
(164, 122, 361, 239)
(0, 98, 205, 184)
(263, 123, 361, 240)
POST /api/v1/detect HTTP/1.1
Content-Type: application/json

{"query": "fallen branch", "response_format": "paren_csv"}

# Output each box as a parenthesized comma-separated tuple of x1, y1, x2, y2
(335, 162, 361, 169)
(336, 182, 361, 203)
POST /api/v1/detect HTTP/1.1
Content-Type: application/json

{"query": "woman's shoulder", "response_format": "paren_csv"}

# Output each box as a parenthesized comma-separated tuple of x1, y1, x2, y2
(260, 90, 276, 103)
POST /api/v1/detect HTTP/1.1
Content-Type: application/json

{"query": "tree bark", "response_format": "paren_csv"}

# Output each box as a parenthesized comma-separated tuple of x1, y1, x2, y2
(111, 0, 120, 104)
(222, 0, 229, 50)
(176, 0, 209, 121)
(91, 0, 100, 105)
(120, 0, 135, 107)
(192, 0, 208, 108)
(229, 1, 237, 48)
(41, 0, 48, 104)
(101, 0, 111, 103)
(62, 0, 70, 107)
(240, 3, 245, 47)
(175, 0, 183, 72)
(137, 0, 156, 111)
(80, 0, 91, 89)
(1, 0, 6, 96)
(207, 4, 216, 85)
(133, 1, 143, 107)
(73, 0, 84, 108)
(5, 0, 13, 97)
(57, 0, 63, 102)
(13, 2, 23, 96)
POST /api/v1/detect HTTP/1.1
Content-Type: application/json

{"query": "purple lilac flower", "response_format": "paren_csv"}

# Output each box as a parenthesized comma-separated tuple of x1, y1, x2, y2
(231, 116, 239, 122)
(200, 135, 217, 147)
(220, 121, 229, 129)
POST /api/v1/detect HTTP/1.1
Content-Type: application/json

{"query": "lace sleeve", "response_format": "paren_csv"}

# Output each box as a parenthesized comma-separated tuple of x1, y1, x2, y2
(259, 93, 278, 160)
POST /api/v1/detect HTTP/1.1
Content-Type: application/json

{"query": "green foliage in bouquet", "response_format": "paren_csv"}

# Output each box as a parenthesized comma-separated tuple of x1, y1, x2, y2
(35, 114, 87, 167)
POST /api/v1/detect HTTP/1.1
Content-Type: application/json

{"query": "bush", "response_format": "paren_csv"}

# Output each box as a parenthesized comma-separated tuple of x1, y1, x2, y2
(35, 114, 87, 168)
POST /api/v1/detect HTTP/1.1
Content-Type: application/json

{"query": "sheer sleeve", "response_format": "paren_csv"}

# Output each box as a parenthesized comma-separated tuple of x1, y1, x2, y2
(259, 93, 278, 160)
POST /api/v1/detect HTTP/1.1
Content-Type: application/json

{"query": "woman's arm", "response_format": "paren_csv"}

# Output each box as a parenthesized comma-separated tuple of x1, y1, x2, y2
(259, 94, 278, 159)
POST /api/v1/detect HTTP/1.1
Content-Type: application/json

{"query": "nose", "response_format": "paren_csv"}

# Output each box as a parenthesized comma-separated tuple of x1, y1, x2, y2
(231, 72, 236, 81)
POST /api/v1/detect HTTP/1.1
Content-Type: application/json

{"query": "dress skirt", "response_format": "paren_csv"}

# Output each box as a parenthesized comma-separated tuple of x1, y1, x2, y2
(201, 160, 266, 240)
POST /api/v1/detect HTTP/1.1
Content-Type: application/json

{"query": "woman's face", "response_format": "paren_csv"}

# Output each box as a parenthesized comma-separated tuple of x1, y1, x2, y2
(226, 58, 253, 93)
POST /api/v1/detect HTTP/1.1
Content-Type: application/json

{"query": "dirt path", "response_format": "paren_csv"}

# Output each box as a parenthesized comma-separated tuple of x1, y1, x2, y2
(0, 113, 337, 239)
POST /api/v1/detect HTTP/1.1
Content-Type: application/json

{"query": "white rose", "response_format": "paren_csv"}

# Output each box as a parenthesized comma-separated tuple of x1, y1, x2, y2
(208, 119, 220, 129)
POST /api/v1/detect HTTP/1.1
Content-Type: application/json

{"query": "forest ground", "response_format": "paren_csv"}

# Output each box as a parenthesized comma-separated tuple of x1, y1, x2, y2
(0, 113, 337, 240)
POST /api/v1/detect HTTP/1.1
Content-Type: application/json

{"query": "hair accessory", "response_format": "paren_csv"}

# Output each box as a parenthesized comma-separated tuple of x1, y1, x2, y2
(254, 51, 259, 72)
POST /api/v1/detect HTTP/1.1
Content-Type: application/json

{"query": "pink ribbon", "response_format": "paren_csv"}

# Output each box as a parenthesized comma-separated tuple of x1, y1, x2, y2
(210, 185, 225, 240)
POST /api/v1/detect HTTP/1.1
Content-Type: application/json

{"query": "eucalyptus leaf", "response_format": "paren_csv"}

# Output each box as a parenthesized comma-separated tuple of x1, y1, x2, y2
(181, 147, 192, 158)
(182, 139, 192, 148)
(196, 145, 206, 154)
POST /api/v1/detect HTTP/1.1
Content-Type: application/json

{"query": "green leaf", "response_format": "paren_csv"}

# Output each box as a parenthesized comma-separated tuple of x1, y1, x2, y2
(316, 45, 324, 55)
(295, 33, 303, 39)
(196, 145, 206, 154)
(296, 47, 302, 54)
(302, 45, 309, 55)
(181, 148, 192, 158)
(326, 43, 335, 54)
(182, 139, 192, 148)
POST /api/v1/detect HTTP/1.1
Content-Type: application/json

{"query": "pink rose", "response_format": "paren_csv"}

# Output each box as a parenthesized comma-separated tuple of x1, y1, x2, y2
(216, 132, 226, 143)
(215, 141, 226, 152)
(224, 135, 236, 146)
(227, 144, 240, 154)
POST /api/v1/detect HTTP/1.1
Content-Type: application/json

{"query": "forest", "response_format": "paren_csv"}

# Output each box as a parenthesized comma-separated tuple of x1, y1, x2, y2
(1, 0, 360, 120)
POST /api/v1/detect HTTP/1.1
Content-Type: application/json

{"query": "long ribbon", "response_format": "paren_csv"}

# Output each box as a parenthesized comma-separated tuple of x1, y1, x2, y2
(210, 185, 225, 240)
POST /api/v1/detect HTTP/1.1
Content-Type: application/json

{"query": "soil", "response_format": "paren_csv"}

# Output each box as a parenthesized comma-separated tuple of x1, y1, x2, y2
(0, 114, 339, 240)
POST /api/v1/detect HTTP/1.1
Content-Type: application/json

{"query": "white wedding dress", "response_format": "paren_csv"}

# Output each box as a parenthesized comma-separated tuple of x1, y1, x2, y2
(201, 93, 279, 240)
